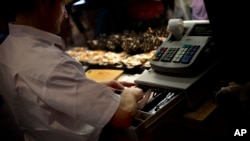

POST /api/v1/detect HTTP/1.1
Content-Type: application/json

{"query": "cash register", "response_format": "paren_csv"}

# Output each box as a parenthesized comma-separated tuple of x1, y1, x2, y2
(135, 20, 218, 108)
(124, 20, 221, 141)
(111, 1, 250, 140)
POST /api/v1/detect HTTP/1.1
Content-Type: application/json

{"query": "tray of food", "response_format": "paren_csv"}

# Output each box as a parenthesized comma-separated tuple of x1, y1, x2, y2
(66, 26, 169, 72)
(66, 47, 156, 72)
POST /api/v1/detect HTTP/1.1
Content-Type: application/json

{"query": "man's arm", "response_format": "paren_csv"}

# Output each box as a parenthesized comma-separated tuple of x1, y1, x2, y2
(108, 87, 144, 128)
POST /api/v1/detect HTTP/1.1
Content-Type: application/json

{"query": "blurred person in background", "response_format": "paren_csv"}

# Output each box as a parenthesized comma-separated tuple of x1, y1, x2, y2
(191, 0, 208, 20)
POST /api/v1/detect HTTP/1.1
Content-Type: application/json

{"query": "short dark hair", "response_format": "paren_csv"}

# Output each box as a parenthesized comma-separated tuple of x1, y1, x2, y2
(11, 0, 56, 14)
(0, 0, 16, 22)
(11, 0, 37, 13)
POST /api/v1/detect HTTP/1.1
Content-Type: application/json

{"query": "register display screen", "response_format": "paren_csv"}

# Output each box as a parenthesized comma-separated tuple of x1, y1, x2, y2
(189, 23, 212, 36)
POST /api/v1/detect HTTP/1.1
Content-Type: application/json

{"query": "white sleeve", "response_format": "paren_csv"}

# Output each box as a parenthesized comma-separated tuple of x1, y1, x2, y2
(43, 60, 120, 128)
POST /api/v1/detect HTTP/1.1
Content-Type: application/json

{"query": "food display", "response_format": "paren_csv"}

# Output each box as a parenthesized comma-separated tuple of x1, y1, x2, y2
(66, 26, 169, 70)
(87, 27, 168, 54)
(66, 47, 156, 69)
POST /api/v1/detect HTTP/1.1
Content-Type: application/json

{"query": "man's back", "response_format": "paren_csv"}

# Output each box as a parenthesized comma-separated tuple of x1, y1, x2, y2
(0, 23, 120, 141)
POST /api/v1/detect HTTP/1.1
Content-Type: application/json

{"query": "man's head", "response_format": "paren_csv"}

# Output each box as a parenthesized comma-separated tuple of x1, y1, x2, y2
(13, 0, 68, 34)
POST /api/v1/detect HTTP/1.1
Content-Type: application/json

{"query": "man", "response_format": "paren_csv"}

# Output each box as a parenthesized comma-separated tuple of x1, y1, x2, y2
(0, 0, 144, 141)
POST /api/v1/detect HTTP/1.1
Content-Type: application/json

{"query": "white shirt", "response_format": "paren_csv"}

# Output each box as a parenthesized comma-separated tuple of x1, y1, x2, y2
(0, 23, 120, 141)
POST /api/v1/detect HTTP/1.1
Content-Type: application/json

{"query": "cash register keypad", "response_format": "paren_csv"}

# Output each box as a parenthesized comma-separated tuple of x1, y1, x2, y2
(152, 44, 200, 64)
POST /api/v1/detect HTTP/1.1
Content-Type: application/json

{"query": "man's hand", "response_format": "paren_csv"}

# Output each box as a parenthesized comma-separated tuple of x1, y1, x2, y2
(101, 80, 136, 92)
(109, 87, 144, 128)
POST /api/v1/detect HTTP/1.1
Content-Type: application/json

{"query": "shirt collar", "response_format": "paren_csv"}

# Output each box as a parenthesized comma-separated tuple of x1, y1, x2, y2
(8, 23, 65, 49)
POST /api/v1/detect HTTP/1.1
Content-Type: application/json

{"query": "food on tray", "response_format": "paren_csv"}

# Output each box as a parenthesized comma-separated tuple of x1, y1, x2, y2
(66, 26, 168, 68)
(86, 26, 169, 55)
(66, 47, 155, 68)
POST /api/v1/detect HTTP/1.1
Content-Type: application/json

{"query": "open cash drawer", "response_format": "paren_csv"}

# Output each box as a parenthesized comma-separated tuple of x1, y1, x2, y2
(129, 87, 186, 140)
